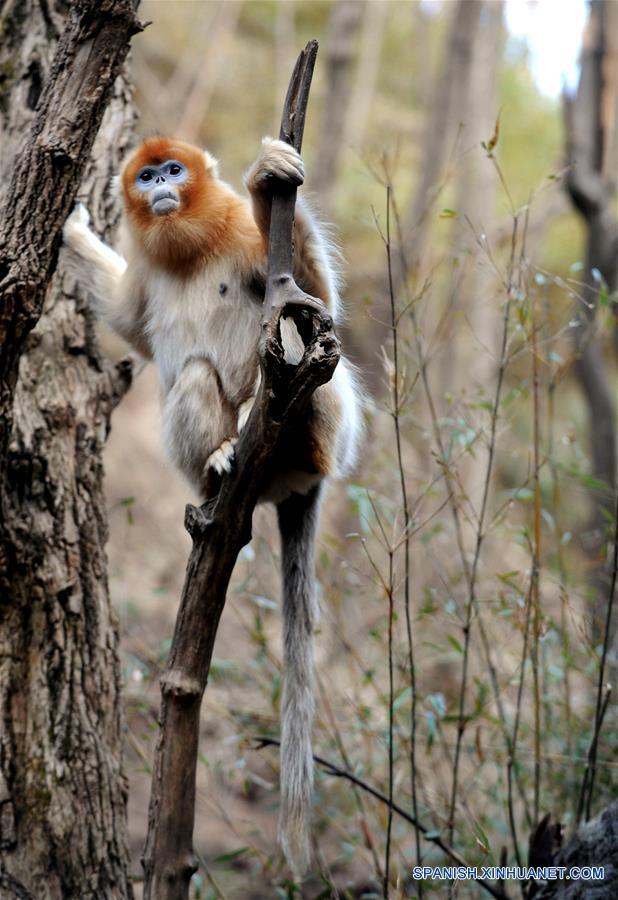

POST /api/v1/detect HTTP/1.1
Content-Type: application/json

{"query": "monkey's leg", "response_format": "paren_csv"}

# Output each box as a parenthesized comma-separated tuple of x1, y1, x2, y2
(162, 357, 237, 491)
(276, 485, 322, 876)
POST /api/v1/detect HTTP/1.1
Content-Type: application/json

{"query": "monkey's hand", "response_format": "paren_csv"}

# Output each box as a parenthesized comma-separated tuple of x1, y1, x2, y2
(62, 200, 126, 278)
(246, 137, 305, 194)
(63, 202, 92, 245)
(205, 438, 237, 476)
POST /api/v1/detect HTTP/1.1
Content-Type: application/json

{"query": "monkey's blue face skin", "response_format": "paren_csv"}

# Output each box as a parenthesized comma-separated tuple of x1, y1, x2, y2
(135, 160, 188, 216)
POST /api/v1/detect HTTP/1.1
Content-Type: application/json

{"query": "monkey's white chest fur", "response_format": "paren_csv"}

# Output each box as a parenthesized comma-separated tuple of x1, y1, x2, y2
(144, 259, 261, 402)
(139, 258, 264, 493)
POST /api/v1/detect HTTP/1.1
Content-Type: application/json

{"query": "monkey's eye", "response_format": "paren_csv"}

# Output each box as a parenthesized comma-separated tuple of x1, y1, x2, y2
(163, 161, 186, 180)
(137, 169, 154, 184)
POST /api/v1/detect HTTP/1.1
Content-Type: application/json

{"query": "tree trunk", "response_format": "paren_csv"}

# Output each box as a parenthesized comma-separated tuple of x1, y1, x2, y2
(174, 0, 244, 144)
(0, 2, 139, 896)
(450, 0, 504, 377)
(275, 0, 297, 135)
(342, 0, 387, 152)
(312, 0, 364, 212)
(564, 0, 618, 641)
(401, 0, 484, 278)
(441, 1, 504, 496)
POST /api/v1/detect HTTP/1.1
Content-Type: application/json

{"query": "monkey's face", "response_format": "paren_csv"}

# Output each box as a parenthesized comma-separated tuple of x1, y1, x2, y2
(120, 138, 224, 272)
(133, 158, 188, 216)
(120, 138, 217, 227)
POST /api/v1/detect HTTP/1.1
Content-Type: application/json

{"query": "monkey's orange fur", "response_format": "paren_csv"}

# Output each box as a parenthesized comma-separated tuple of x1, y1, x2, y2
(122, 138, 264, 276)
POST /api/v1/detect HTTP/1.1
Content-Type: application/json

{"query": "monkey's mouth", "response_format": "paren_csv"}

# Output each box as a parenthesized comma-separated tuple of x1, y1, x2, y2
(151, 188, 180, 216)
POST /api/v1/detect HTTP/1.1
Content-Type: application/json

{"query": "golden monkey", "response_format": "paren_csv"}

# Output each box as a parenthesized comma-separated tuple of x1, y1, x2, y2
(63, 136, 361, 876)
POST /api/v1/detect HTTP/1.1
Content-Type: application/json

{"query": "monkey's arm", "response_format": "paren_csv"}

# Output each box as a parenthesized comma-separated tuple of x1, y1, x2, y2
(63, 204, 152, 359)
(245, 138, 341, 313)
(245, 139, 361, 476)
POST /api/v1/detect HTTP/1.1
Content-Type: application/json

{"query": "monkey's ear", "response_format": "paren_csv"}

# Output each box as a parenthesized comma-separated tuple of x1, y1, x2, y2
(110, 174, 122, 196)
(204, 150, 219, 179)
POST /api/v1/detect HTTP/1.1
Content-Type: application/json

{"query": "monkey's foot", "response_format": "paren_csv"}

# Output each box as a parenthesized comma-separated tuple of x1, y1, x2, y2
(237, 398, 255, 433)
(205, 439, 237, 476)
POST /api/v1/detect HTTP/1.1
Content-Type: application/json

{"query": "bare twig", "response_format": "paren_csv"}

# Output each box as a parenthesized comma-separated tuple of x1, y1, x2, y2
(384, 185, 422, 884)
(530, 278, 543, 826)
(447, 205, 518, 843)
(389, 186, 531, 828)
(508, 572, 535, 882)
(254, 738, 509, 900)
(385, 543, 395, 898)
(316, 675, 384, 882)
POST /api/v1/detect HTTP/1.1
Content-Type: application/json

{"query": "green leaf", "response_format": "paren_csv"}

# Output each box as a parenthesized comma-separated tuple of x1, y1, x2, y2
(508, 487, 534, 501)
(427, 692, 446, 717)
(598, 282, 613, 307)
(483, 111, 501, 153)
(440, 208, 457, 219)
(447, 635, 464, 655)
(120, 496, 135, 525)
(212, 846, 251, 864)
(346, 484, 373, 533)
(475, 824, 491, 854)
(497, 570, 520, 583)
(393, 686, 412, 711)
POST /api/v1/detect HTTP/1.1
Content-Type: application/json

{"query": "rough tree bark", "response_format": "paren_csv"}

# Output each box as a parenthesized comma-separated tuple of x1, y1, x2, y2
(564, 0, 618, 640)
(535, 800, 618, 899)
(141, 42, 339, 900)
(0, 1, 141, 896)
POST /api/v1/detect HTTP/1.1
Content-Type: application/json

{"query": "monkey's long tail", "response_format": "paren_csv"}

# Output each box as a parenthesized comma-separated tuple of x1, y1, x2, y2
(276, 485, 322, 878)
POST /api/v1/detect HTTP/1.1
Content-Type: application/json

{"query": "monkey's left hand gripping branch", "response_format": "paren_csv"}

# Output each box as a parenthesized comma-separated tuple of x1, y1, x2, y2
(141, 40, 337, 900)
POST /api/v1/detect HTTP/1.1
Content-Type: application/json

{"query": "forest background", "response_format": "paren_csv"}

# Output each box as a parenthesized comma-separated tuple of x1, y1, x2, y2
(1, 1, 616, 899)
(111, 0, 617, 896)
